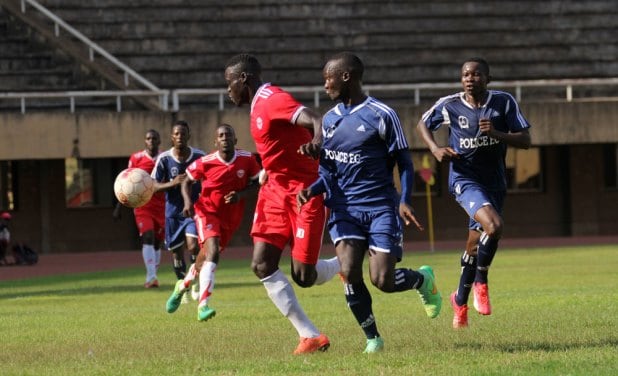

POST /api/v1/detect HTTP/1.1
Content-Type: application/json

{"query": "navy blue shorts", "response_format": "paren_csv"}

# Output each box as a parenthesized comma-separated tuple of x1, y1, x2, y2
(327, 206, 403, 260)
(452, 181, 505, 231)
(165, 215, 198, 251)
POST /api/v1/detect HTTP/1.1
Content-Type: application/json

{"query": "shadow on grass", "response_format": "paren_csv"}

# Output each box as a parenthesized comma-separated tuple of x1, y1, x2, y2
(0, 280, 258, 300)
(454, 338, 618, 353)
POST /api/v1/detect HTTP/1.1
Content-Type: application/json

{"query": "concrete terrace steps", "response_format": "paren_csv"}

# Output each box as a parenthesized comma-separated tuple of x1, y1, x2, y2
(0, 0, 617, 102)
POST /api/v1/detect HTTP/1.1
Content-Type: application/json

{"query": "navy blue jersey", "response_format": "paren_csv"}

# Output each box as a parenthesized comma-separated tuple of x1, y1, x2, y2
(152, 147, 205, 219)
(320, 96, 409, 209)
(421, 90, 531, 192)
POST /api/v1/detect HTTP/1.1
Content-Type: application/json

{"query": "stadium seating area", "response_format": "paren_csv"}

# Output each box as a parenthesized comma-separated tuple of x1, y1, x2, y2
(1, 0, 617, 95)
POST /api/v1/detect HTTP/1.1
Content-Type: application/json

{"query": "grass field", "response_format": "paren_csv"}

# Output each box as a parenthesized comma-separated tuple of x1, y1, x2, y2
(1, 245, 617, 375)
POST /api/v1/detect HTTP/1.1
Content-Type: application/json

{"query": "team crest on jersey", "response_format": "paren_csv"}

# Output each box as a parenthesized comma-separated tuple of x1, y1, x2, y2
(237, 169, 245, 178)
(171, 167, 179, 177)
(324, 124, 337, 138)
(256, 117, 263, 130)
(458, 116, 469, 129)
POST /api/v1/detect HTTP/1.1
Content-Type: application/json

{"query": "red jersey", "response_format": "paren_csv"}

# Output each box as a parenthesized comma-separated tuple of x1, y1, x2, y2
(250, 84, 319, 192)
(128, 150, 165, 213)
(186, 149, 260, 229)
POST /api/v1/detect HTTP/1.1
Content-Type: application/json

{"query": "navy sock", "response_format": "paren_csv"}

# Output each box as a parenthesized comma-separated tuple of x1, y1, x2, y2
(476, 232, 499, 284)
(173, 256, 186, 280)
(393, 268, 424, 292)
(456, 251, 476, 306)
(344, 281, 379, 339)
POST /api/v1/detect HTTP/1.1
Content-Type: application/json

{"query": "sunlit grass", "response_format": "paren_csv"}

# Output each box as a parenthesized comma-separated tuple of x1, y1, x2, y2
(1, 245, 616, 375)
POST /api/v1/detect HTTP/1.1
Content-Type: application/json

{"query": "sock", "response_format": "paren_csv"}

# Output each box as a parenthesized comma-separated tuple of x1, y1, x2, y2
(198, 261, 216, 308)
(173, 255, 187, 280)
(344, 281, 379, 339)
(142, 244, 156, 282)
(393, 268, 424, 292)
(456, 250, 476, 306)
(182, 263, 197, 290)
(314, 256, 340, 285)
(261, 269, 320, 338)
(154, 249, 161, 272)
(476, 232, 499, 284)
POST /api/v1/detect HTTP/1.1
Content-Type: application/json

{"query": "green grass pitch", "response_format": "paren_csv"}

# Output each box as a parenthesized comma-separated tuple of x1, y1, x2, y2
(1, 245, 616, 375)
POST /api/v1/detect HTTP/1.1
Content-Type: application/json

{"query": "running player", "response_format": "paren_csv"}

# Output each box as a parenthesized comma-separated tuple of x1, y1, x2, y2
(224, 54, 340, 355)
(416, 57, 531, 328)
(113, 129, 165, 288)
(152, 120, 205, 290)
(165, 124, 261, 321)
(297, 52, 442, 353)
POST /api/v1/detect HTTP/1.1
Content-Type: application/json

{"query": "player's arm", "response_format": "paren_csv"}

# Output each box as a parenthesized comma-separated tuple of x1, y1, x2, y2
(224, 172, 261, 204)
(480, 119, 531, 149)
(295, 107, 323, 159)
(394, 149, 424, 231)
(180, 175, 195, 217)
(416, 118, 459, 162)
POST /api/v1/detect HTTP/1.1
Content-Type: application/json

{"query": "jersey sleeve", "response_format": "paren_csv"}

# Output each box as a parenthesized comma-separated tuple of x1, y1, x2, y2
(421, 98, 448, 131)
(127, 153, 137, 169)
(266, 91, 305, 125)
(151, 155, 166, 182)
(185, 158, 204, 182)
(504, 94, 531, 132)
(380, 110, 409, 153)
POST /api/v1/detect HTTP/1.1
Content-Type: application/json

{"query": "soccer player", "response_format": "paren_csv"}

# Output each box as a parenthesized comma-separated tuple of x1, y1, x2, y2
(297, 52, 442, 353)
(113, 129, 165, 288)
(152, 120, 205, 290)
(224, 54, 340, 355)
(416, 58, 531, 328)
(165, 124, 261, 321)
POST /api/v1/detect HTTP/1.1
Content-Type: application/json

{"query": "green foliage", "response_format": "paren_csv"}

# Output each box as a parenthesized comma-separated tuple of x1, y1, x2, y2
(0, 245, 616, 375)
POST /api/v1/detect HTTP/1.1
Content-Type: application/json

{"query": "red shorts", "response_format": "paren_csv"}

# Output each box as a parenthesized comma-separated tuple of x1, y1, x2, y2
(251, 182, 326, 265)
(194, 212, 237, 252)
(134, 207, 165, 241)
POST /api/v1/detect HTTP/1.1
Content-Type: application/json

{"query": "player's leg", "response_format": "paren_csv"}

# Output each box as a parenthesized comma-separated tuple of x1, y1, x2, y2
(196, 237, 218, 321)
(135, 210, 158, 287)
(472, 205, 503, 315)
(338, 238, 384, 353)
(185, 232, 200, 300)
(289, 194, 339, 288)
(451, 229, 480, 328)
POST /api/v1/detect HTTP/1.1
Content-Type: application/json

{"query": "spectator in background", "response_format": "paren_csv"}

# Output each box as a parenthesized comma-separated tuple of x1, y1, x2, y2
(0, 212, 11, 265)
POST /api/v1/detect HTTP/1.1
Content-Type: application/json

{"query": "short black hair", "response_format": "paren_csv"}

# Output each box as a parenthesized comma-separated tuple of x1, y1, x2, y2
(465, 57, 490, 75)
(172, 120, 190, 131)
(328, 51, 364, 80)
(146, 129, 159, 136)
(225, 54, 262, 76)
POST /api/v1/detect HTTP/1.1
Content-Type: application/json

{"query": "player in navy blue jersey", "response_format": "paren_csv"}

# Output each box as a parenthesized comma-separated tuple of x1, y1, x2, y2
(297, 52, 442, 353)
(152, 120, 205, 288)
(417, 58, 531, 329)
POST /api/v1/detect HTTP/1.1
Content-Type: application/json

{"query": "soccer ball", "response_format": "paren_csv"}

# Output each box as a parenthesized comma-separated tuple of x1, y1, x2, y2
(113, 168, 155, 208)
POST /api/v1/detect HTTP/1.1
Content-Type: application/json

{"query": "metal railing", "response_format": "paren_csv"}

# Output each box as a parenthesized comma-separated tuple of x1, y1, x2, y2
(1, 78, 616, 113)
(18, 0, 161, 93)
(170, 77, 618, 111)
(0, 91, 169, 113)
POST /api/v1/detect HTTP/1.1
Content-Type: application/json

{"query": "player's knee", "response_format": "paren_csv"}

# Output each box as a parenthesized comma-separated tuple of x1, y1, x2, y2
(484, 219, 504, 239)
(370, 274, 395, 293)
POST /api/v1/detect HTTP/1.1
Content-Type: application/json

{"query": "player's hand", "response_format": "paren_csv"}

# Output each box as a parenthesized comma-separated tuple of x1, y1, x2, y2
(182, 204, 194, 218)
(399, 203, 424, 231)
(432, 146, 459, 162)
(296, 188, 312, 212)
(224, 191, 239, 204)
(172, 173, 187, 186)
(479, 118, 494, 135)
(298, 140, 322, 160)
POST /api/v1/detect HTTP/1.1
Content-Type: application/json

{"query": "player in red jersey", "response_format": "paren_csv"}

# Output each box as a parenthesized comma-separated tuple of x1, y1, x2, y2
(113, 129, 165, 288)
(165, 124, 261, 321)
(224, 54, 340, 354)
